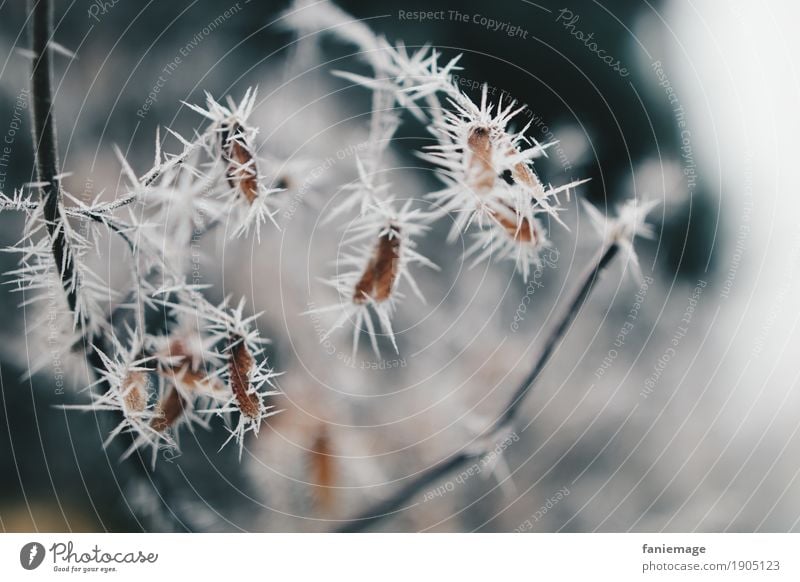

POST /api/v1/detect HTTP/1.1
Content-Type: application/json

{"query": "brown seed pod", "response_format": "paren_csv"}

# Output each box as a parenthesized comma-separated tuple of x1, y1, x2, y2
(163, 339, 210, 390)
(309, 425, 335, 512)
(228, 335, 260, 419)
(508, 147, 546, 198)
(222, 122, 259, 204)
(353, 226, 401, 304)
(495, 204, 538, 243)
(121, 371, 148, 413)
(149, 339, 211, 432)
(466, 125, 495, 193)
(150, 388, 186, 433)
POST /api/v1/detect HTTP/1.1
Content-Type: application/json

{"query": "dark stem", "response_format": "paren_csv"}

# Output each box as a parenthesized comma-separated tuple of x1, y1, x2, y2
(337, 452, 476, 533)
(497, 242, 619, 428)
(29, 0, 76, 312)
(28, 0, 195, 533)
(336, 242, 620, 532)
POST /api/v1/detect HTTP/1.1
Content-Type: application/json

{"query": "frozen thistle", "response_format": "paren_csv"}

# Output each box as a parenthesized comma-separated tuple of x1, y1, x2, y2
(9, 0, 673, 535)
(148, 326, 217, 437)
(133, 375, 211, 469)
(222, 121, 259, 204)
(421, 84, 584, 231)
(417, 83, 588, 278)
(227, 334, 259, 419)
(309, 200, 436, 356)
(60, 332, 160, 451)
(182, 88, 282, 239)
(464, 185, 552, 282)
(8, 1, 289, 533)
(106, 321, 216, 467)
(149, 385, 187, 435)
(153, 317, 223, 396)
(336, 197, 659, 532)
(192, 299, 283, 460)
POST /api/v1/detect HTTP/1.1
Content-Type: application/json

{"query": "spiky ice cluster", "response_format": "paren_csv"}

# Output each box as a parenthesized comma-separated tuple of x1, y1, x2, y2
(309, 200, 436, 356)
(0, 88, 284, 465)
(284, 0, 590, 358)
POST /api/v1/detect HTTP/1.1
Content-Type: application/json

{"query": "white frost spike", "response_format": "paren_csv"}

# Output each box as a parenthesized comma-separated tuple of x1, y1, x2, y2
(182, 87, 257, 127)
(4, 201, 110, 337)
(48, 40, 77, 60)
(113, 145, 143, 190)
(325, 154, 392, 224)
(15, 40, 76, 61)
(0, 189, 37, 214)
(582, 198, 660, 283)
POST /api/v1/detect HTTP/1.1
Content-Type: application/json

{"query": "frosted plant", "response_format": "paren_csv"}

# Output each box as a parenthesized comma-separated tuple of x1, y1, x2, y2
(420, 84, 587, 228)
(1, 1, 284, 476)
(337, 198, 659, 532)
(60, 330, 160, 451)
(199, 298, 282, 459)
(277, 0, 661, 533)
(411, 80, 588, 280)
(1, 0, 665, 532)
(4, 184, 112, 339)
(115, 300, 236, 465)
(181, 88, 282, 239)
(309, 200, 437, 356)
(582, 198, 660, 283)
(462, 182, 552, 282)
(284, 0, 588, 286)
(0, 189, 36, 212)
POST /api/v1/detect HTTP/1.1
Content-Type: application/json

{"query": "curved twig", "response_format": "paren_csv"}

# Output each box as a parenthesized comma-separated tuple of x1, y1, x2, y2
(336, 242, 620, 532)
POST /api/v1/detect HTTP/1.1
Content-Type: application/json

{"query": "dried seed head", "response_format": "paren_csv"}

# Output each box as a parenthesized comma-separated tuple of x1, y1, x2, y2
(222, 122, 259, 204)
(493, 203, 539, 244)
(508, 148, 543, 193)
(307, 202, 435, 357)
(228, 334, 260, 419)
(466, 125, 495, 193)
(353, 224, 401, 304)
(148, 334, 214, 433)
(150, 387, 186, 433)
(121, 371, 148, 413)
(163, 338, 210, 390)
(309, 425, 335, 512)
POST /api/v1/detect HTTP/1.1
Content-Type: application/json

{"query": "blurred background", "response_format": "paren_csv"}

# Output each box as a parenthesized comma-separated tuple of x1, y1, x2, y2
(1, 0, 799, 532)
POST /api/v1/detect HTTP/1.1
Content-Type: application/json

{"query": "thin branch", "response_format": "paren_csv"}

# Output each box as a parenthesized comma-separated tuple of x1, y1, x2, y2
(25, 0, 198, 533)
(497, 242, 619, 428)
(337, 452, 476, 533)
(29, 0, 76, 312)
(335, 241, 620, 532)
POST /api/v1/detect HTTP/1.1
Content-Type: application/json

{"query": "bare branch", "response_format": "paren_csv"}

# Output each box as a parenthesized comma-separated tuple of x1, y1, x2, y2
(28, 0, 77, 312)
(335, 242, 620, 532)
